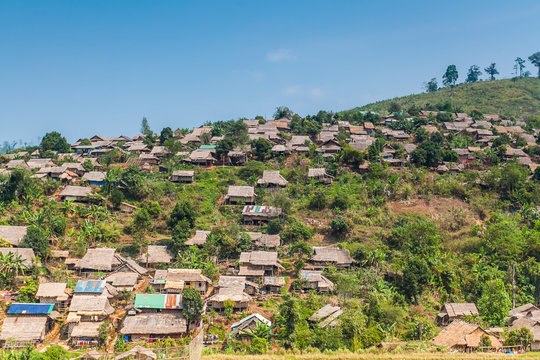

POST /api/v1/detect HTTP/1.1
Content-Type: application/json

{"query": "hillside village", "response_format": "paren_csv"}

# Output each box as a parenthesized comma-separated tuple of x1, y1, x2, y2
(0, 104, 539, 358)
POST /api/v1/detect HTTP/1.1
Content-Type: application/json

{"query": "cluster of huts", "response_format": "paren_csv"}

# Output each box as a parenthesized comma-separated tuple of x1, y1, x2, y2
(0, 230, 354, 349)
(430, 301, 540, 352)
(0, 111, 538, 352)
(2, 111, 537, 184)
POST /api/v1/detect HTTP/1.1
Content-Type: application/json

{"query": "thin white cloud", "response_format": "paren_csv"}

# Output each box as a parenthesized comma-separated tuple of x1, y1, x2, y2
(267, 49, 295, 62)
(248, 70, 264, 81)
(308, 87, 325, 98)
(281, 85, 326, 98)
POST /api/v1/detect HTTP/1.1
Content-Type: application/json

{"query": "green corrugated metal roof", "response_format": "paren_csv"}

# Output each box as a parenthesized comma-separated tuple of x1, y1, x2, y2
(199, 145, 217, 149)
(134, 294, 165, 309)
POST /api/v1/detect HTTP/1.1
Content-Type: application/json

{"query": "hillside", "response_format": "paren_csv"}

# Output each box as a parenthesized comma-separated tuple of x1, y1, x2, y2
(345, 78, 540, 119)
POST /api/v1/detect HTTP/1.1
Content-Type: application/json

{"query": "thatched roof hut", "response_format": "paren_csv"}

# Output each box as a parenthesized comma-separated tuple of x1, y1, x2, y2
(36, 282, 69, 301)
(82, 171, 107, 183)
(138, 245, 174, 265)
(239, 251, 280, 267)
(105, 272, 140, 291)
(257, 170, 288, 187)
(432, 320, 502, 350)
(0, 316, 49, 344)
(69, 295, 114, 316)
(299, 270, 334, 292)
(0, 225, 27, 246)
(58, 185, 93, 200)
(225, 186, 256, 204)
(75, 248, 120, 271)
(120, 313, 187, 338)
(0, 248, 36, 268)
(308, 304, 343, 328)
(247, 232, 281, 249)
(311, 247, 353, 268)
(307, 168, 333, 184)
(437, 303, 479, 326)
(185, 230, 211, 246)
(70, 321, 102, 339)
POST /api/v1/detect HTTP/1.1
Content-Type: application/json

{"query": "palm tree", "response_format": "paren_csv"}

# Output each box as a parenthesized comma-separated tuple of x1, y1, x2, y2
(0, 252, 28, 286)
(60, 199, 74, 216)
(239, 322, 274, 342)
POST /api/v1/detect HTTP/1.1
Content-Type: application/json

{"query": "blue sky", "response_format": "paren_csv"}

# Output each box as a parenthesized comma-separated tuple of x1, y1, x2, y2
(1, 0, 538, 145)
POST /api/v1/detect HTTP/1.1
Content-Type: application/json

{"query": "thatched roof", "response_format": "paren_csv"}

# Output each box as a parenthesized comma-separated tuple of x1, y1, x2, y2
(165, 269, 211, 284)
(439, 303, 479, 318)
(510, 303, 539, 317)
(308, 168, 332, 178)
(59, 185, 93, 198)
(247, 232, 281, 248)
(263, 276, 286, 286)
(82, 171, 106, 182)
(114, 345, 157, 360)
(239, 251, 279, 266)
(0, 225, 27, 246)
(51, 250, 69, 258)
(257, 170, 288, 186)
(271, 144, 289, 153)
(311, 247, 353, 266)
(69, 295, 114, 316)
(188, 148, 216, 162)
(0, 248, 36, 268)
(509, 317, 540, 331)
(238, 266, 265, 277)
(75, 248, 119, 271)
(185, 230, 211, 246)
(105, 272, 139, 288)
(138, 245, 173, 264)
(0, 316, 48, 342)
(432, 320, 502, 349)
(120, 313, 187, 336)
(70, 321, 102, 338)
(309, 304, 341, 322)
(6, 159, 29, 170)
(217, 276, 246, 289)
(209, 286, 252, 303)
(26, 158, 54, 169)
(227, 186, 255, 198)
(299, 270, 334, 291)
(36, 282, 68, 300)
(171, 170, 194, 177)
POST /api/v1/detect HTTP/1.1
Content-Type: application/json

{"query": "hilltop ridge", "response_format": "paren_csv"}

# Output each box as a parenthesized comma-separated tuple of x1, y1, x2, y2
(342, 78, 540, 119)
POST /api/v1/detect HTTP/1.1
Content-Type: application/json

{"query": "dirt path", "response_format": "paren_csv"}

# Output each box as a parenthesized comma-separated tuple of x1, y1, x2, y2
(106, 307, 127, 352)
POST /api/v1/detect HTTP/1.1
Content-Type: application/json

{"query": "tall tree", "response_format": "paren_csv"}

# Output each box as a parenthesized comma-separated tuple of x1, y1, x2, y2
(478, 279, 511, 326)
(140, 117, 151, 135)
(484, 63, 499, 80)
(466, 65, 482, 83)
(182, 286, 204, 331)
(40, 131, 70, 153)
(159, 127, 173, 145)
(442, 65, 458, 87)
(514, 57, 526, 78)
(529, 52, 540, 78)
(274, 106, 292, 119)
(424, 78, 438, 93)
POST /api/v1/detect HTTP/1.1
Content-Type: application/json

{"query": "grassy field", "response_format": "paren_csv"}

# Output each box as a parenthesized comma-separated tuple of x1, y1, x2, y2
(204, 353, 540, 360)
(342, 77, 540, 119)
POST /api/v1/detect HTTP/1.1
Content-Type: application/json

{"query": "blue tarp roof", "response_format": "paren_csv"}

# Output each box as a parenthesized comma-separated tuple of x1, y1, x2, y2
(75, 279, 105, 294)
(8, 303, 54, 315)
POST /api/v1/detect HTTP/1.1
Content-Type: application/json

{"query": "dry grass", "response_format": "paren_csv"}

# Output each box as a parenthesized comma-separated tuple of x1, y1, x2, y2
(204, 353, 539, 360)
